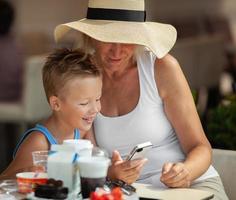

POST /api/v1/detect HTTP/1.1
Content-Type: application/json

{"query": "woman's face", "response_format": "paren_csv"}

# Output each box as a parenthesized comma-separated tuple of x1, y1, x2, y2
(52, 76, 102, 132)
(92, 40, 136, 70)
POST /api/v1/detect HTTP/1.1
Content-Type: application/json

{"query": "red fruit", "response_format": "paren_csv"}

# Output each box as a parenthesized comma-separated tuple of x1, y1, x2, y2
(90, 192, 100, 200)
(104, 194, 114, 200)
(112, 187, 123, 200)
(97, 194, 106, 200)
(90, 187, 123, 200)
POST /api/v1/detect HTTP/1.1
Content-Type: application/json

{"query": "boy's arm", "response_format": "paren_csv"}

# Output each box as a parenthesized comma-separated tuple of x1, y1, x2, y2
(0, 131, 49, 180)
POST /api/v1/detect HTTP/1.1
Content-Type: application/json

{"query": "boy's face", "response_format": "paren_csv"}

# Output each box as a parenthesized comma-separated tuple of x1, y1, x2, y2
(52, 76, 102, 132)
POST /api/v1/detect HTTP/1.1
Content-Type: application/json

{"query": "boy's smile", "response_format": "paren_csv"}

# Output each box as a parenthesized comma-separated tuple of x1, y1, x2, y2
(53, 76, 102, 132)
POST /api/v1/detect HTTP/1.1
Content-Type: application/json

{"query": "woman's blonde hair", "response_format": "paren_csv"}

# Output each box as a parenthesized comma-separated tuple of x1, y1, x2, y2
(79, 34, 145, 63)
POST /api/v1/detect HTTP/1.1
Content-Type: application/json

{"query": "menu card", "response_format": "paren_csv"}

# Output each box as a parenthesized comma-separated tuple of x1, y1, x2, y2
(133, 183, 214, 200)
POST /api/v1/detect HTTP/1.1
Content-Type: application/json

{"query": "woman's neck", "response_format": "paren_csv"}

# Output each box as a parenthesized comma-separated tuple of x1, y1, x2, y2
(102, 61, 137, 81)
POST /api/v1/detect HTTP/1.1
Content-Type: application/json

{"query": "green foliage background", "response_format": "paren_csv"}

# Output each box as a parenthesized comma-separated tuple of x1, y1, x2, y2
(206, 95, 236, 150)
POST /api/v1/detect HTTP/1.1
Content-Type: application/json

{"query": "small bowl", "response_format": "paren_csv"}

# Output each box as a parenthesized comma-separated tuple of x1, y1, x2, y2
(16, 172, 48, 194)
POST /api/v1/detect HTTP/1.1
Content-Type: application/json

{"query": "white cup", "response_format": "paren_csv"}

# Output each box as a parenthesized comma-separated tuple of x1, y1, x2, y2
(63, 139, 93, 157)
(77, 156, 110, 198)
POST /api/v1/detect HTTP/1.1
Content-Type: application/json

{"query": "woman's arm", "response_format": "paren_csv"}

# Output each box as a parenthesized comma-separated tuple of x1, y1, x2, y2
(155, 54, 212, 188)
(0, 132, 49, 180)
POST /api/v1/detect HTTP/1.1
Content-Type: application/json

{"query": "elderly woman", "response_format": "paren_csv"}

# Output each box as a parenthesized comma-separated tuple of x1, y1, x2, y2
(55, 0, 228, 199)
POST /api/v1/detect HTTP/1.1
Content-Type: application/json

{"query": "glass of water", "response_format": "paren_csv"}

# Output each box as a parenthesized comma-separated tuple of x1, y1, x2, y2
(32, 150, 49, 172)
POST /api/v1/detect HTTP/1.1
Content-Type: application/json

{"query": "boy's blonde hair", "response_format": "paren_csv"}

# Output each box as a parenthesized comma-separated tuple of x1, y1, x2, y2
(42, 48, 101, 101)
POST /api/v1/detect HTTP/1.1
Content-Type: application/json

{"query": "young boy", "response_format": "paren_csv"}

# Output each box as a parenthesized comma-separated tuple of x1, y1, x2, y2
(0, 48, 102, 179)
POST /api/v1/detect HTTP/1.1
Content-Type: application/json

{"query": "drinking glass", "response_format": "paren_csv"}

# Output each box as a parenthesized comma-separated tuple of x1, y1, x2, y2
(78, 156, 110, 199)
(32, 150, 49, 172)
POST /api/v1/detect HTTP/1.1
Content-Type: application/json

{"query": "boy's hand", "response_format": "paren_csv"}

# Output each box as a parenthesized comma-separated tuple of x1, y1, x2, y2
(160, 162, 191, 188)
(107, 150, 147, 185)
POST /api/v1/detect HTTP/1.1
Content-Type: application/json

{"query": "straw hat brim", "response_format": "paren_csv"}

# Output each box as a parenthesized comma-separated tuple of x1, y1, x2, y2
(54, 19, 177, 58)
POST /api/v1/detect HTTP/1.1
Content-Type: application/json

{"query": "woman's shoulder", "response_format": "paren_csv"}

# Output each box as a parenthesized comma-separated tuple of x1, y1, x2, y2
(155, 54, 180, 70)
(154, 54, 186, 99)
(154, 54, 182, 80)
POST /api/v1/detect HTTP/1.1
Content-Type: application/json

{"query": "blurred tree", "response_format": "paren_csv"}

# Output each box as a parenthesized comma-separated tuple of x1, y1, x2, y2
(207, 95, 236, 150)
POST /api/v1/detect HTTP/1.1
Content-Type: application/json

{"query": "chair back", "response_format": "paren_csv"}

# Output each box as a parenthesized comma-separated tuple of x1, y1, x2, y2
(171, 35, 226, 89)
(0, 55, 50, 123)
(213, 149, 236, 200)
(22, 55, 50, 122)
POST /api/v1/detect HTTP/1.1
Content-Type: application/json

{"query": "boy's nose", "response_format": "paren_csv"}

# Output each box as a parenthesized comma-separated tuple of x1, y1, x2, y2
(90, 102, 100, 113)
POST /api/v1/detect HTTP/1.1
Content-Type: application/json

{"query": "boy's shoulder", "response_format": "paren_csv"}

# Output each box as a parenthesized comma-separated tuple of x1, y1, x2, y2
(20, 130, 50, 150)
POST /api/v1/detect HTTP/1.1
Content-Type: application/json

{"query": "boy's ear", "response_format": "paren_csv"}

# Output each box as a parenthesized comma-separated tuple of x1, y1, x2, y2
(49, 96, 61, 111)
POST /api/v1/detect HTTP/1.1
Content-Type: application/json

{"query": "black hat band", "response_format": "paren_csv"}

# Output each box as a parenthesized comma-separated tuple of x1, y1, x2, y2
(87, 8, 146, 22)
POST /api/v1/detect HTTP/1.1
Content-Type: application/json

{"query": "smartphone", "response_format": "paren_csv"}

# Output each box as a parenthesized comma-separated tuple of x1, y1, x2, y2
(126, 141, 153, 161)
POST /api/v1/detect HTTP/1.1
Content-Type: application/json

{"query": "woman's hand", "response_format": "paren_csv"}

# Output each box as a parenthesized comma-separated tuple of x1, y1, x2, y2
(160, 162, 191, 188)
(107, 150, 148, 185)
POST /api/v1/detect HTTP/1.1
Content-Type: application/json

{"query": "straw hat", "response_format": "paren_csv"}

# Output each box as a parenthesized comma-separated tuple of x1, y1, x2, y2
(54, 0, 177, 58)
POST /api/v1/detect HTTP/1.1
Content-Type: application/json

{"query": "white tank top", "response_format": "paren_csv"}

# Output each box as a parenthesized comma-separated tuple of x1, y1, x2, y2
(94, 50, 218, 187)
